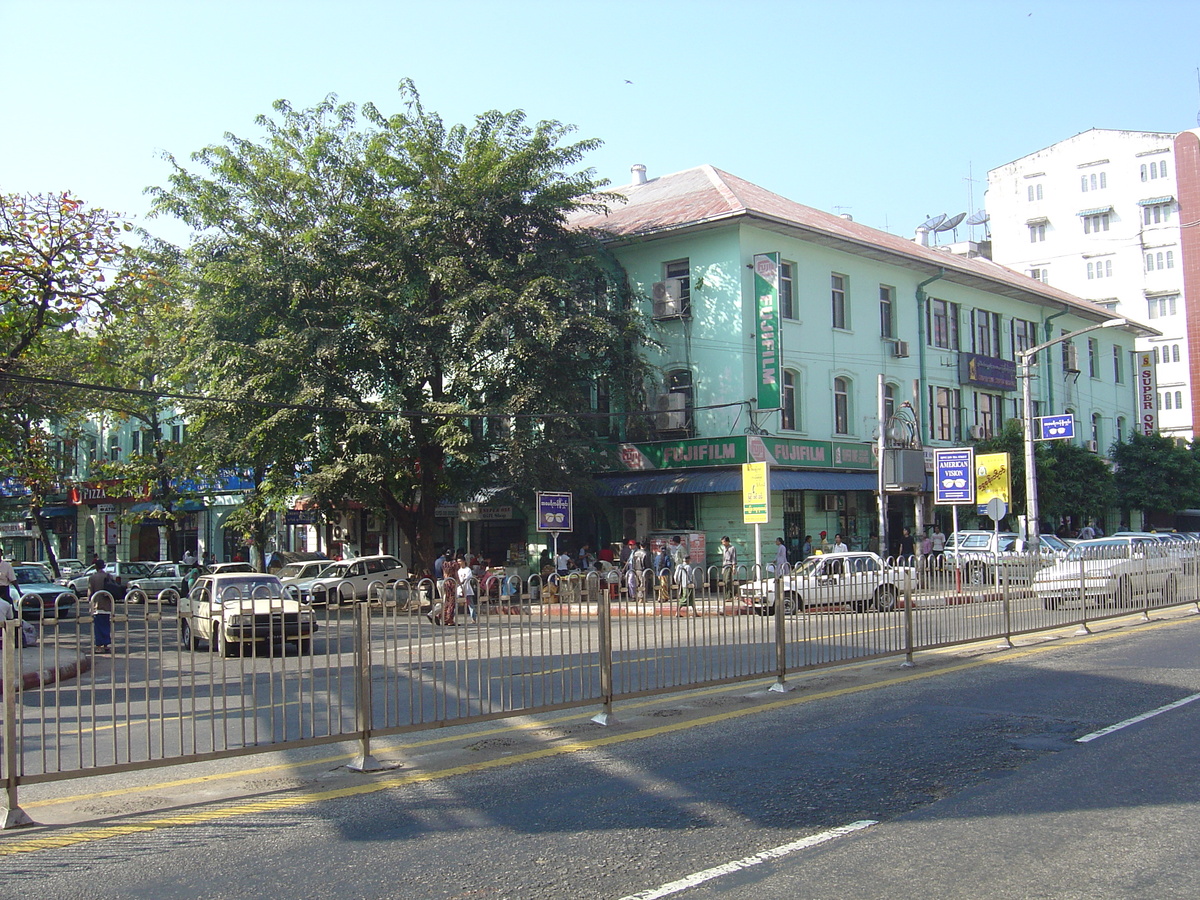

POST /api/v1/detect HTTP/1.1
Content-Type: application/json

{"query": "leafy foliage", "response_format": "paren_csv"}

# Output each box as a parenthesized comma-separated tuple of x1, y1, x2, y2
(1111, 431, 1200, 517)
(149, 84, 651, 566)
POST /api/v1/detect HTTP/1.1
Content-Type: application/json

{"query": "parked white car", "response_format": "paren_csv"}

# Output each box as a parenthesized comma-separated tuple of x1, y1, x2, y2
(179, 572, 317, 656)
(1032, 536, 1183, 609)
(302, 554, 407, 603)
(127, 562, 207, 601)
(739, 551, 914, 614)
(943, 531, 1070, 585)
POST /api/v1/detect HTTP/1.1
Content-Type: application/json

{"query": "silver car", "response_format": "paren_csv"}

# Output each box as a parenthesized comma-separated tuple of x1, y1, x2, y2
(1033, 536, 1183, 609)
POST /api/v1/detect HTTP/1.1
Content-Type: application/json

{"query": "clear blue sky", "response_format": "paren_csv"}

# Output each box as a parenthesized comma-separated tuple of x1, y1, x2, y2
(4, 0, 1198, 247)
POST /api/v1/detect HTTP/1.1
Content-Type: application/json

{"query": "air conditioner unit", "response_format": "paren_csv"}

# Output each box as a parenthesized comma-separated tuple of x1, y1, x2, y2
(622, 507, 651, 540)
(819, 495, 844, 512)
(654, 392, 688, 431)
(891, 340, 910, 359)
(1085, 440, 1098, 452)
(651, 278, 687, 319)
(1065, 344, 1081, 374)
(968, 425, 987, 440)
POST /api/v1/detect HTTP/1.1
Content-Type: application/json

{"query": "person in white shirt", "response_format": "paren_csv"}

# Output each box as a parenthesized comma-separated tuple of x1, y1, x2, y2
(773, 537, 789, 574)
(832, 534, 849, 553)
(0, 550, 16, 609)
(457, 557, 477, 623)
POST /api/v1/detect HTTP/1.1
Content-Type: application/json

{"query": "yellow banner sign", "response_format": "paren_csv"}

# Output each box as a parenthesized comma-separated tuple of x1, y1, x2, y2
(975, 452, 1011, 507)
(742, 462, 769, 524)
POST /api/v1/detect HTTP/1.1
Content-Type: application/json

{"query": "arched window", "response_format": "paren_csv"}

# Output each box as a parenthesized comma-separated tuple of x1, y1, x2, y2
(1175, 391, 1183, 409)
(781, 370, 798, 431)
(1116, 417, 1126, 444)
(1091, 413, 1101, 447)
(834, 377, 850, 435)
(1173, 345, 1181, 363)
(883, 383, 896, 423)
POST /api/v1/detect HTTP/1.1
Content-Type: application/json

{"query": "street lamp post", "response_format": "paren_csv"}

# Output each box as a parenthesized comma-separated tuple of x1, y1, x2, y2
(1018, 317, 1126, 545)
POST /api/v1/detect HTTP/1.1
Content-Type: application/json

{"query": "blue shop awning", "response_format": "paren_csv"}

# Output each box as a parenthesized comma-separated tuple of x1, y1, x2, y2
(40, 506, 76, 517)
(594, 469, 878, 497)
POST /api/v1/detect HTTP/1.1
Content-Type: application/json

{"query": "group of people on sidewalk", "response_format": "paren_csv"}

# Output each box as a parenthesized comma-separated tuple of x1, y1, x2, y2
(620, 535, 701, 615)
(428, 549, 485, 626)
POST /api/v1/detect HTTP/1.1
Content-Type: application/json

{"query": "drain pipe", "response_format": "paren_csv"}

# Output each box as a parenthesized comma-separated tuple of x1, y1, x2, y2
(1040, 307, 1071, 416)
(915, 268, 946, 442)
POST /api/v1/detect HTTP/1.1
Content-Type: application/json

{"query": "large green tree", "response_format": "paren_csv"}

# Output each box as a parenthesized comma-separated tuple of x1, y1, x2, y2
(149, 84, 650, 569)
(971, 418, 1114, 532)
(1111, 431, 1200, 526)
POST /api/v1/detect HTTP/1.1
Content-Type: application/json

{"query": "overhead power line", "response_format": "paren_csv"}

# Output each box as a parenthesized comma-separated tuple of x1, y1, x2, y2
(0, 371, 748, 421)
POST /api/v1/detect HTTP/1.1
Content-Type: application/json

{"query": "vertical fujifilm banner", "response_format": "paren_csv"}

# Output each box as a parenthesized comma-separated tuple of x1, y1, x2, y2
(753, 252, 781, 410)
(1136, 350, 1158, 436)
(742, 462, 769, 524)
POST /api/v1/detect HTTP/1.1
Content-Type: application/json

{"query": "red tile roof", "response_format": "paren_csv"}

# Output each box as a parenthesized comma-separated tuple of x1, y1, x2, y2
(570, 165, 1155, 334)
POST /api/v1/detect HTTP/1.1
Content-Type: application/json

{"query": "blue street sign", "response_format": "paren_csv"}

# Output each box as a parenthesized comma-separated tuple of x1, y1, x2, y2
(933, 448, 975, 505)
(1038, 414, 1075, 441)
(536, 491, 573, 532)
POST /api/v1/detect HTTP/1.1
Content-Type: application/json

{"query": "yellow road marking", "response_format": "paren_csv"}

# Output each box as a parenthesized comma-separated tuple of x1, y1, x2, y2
(7, 613, 1191, 854)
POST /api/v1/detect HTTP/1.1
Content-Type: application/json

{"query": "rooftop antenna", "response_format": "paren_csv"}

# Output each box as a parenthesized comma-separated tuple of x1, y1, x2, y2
(966, 209, 991, 241)
(935, 212, 967, 243)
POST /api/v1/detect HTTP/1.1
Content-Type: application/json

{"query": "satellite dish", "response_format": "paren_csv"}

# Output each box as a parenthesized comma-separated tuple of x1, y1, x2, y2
(919, 214, 947, 231)
(965, 210, 990, 226)
(935, 212, 966, 233)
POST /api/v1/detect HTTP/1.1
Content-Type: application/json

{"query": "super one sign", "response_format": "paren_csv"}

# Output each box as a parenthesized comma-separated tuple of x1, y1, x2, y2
(1137, 351, 1158, 436)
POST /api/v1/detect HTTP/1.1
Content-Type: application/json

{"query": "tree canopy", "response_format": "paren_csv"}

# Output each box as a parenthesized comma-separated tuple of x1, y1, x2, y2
(149, 83, 650, 567)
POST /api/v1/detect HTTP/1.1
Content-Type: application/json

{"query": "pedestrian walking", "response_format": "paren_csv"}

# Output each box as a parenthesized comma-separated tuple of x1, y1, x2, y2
(801, 535, 813, 560)
(773, 537, 789, 574)
(896, 527, 916, 561)
(88, 559, 113, 652)
(833, 533, 849, 554)
(675, 557, 698, 616)
(721, 536, 738, 597)
(458, 556, 477, 622)
(0, 550, 16, 610)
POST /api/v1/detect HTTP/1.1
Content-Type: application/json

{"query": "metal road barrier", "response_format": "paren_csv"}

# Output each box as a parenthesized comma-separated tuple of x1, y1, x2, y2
(4, 543, 1200, 824)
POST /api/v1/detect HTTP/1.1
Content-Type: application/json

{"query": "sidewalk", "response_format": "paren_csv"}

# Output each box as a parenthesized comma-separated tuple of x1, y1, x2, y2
(0, 646, 91, 695)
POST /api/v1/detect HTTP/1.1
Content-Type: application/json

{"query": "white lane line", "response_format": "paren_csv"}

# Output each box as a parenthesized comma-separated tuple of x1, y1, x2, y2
(1076, 691, 1200, 743)
(615, 819, 878, 900)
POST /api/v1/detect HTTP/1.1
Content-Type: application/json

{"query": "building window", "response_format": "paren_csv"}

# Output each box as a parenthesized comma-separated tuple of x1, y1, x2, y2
(1027, 183, 1044, 201)
(831, 273, 848, 329)
(879, 285, 895, 338)
(1062, 337, 1078, 374)
(781, 370, 798, 431)
(1012, 319, 1037, 355)
(928, 298, 959, 350)
(1173, 344, 1181, 363)
(1163, 391, 1171, 409)
(1029, 223, 1046, 242)
(1143, 203, 1172, 225)
(779, 261, 795, 319)
(1160, 160, 1169, 178)
(1087, 258, 1112, 279)
(1116, 416, 1125, 443)
(833, 377, 850, 434)
(1081, 172, 1107, 191)
(883, 382, 896, 423)
(972, 309, 1002, 357)
(1028, 267, 1049, 283)
(1092, 413, 1102, 448)
(661, 369, 694, 434)
(663, 259, 691, 317)
(930, 386, 961, 442)
(1167, 250, 1175, 269)
(1148, 295, 1179, 318)
(1176, 390, 1183, 408)
(1088, 338, 1098, 378)
(1083, 213, 1110, 234)
(975, 392, 1001, 436)
(1113, 345, 1124, 383)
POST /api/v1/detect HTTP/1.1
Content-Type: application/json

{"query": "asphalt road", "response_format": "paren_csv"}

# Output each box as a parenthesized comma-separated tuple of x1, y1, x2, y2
(4, 608, 1198, 899)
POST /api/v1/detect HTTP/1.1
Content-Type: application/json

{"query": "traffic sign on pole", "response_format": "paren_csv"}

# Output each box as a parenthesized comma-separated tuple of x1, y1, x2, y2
(1037, 414, 1075, 441)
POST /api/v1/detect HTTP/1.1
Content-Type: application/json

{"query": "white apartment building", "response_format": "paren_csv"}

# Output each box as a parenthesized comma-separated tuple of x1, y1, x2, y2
(987, 129, 1190, 439)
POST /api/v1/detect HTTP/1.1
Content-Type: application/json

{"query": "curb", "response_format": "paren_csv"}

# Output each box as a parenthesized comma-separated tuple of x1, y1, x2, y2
(0, 652, 92, 696)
